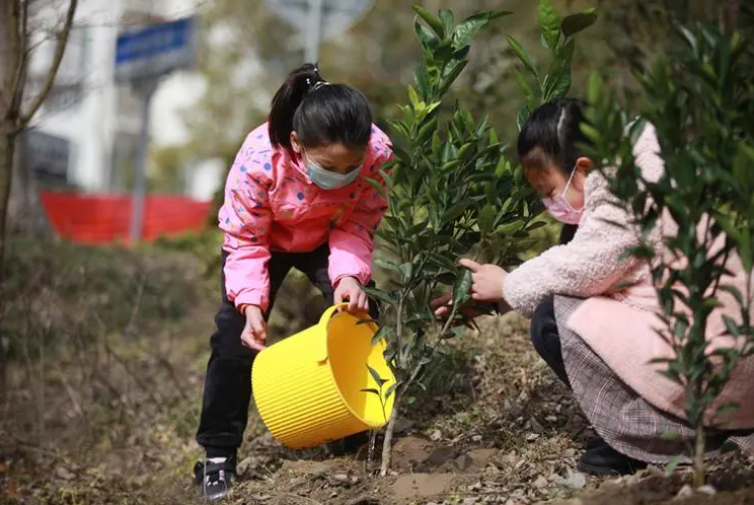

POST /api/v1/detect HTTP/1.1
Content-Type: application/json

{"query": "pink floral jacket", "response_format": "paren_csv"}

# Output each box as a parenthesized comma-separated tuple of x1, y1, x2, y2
(219, 123, 392, 312)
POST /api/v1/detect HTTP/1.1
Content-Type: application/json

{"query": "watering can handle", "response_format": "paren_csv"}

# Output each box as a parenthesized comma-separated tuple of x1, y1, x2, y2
(315, 303, 375, 364)
(318, 303, 350, 325)
(314, 303, 348, 364)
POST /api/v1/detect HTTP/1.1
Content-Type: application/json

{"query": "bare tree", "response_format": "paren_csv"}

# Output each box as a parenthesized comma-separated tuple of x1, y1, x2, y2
(0, 0, 77, 274)
(0, 0, 78, 388)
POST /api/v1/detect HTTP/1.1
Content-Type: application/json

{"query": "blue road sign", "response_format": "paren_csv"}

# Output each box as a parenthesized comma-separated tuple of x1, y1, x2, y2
(114, 17, 197, 83)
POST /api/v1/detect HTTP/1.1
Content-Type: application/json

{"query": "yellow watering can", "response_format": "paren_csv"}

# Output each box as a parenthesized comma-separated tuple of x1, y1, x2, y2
(251, 303, 396, 449)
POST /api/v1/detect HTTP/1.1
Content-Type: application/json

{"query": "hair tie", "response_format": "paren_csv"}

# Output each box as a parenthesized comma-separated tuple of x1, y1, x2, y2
(312, 81, 330, 91)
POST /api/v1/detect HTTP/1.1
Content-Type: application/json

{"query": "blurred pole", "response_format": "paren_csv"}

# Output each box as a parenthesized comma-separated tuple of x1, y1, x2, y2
(305, 0, 323, 63)
(130, 78, 157, 244)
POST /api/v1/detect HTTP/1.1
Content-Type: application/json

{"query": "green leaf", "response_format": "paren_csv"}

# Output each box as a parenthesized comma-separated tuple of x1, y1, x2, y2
(367, 365, 388, 388)
(453, 11, 511, 49)
(365, 177, 386, 197)
(413, 5, 445, 38)
(362, 286, 395, 305)
(538, 0, 561, 50)
(384, 382, 401, 400)
(546, 65, 571, 101)
(517, 105, 530, 132)
(414, 61, 430, 100)
(659, 431, 681, 441)
(722, 315, 740, 338)
(408, 85, 420, 109)
(561, 8, 598, 37)
(587, 71, 604, 105)
(438, 60, 469, 96)
(414, 17, 440, 52)
(452, 268, 473, 306)
(371, 325, 391, 346)
(438, 9, 454, 39)
(665, 454, 683, 476)
(506, 35, 537, 77)
(515, 70, 534, 109)
(360, 388, 381, 397)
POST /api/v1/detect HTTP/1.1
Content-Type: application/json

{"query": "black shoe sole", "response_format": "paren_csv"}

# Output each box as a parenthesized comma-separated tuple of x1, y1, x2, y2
(577, 459, 646, 476)
(576, 459, 622, 476)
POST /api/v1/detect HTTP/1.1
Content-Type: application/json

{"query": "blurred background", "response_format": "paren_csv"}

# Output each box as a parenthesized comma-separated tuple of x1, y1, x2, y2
(8, 0, 726, 245)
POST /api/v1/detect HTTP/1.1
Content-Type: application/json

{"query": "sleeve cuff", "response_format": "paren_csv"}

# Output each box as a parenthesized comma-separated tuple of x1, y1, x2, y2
(332, 272, 371, 288)
(230, 290, 269, 313)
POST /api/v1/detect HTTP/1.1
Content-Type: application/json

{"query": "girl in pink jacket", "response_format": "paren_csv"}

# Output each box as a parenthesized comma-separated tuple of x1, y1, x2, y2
(194, 64, 392, 500)
(438, 98, 754, 476)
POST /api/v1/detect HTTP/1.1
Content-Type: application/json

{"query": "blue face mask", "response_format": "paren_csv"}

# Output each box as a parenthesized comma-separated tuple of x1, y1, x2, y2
(304, 154, 361, 190)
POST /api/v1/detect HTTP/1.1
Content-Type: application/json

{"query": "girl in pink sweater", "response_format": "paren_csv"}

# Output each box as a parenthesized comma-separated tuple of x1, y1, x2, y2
(194, 64, 392, 500)
(437, 98, 754, 476)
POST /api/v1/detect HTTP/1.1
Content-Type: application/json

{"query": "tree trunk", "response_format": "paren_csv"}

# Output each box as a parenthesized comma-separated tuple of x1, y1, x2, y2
(693, 423, 706, 487)
(380, 402, 398, 476)
(0, 132, 15, 393)
(0, 133, 14, 281)
(719, 0, 740, 35)
(8, 132, 51, 236)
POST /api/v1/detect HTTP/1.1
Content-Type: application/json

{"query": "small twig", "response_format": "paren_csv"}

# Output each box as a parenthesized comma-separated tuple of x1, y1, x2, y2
(380, 302, 461, 476)
(7, 434, 68, 462)
(155, 354, 189, 402)
(125, 271, 148, 336)
(60, 373, 85, 418)
(104, 344, 162, 406)
(273, 492, 324, 505)
(9, 0, 30, 114)
(19, 0, 79, 128)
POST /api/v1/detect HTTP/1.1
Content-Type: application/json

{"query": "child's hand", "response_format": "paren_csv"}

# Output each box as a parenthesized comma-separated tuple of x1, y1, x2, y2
(241, 305, 267, 351)
(334, 277, 369, 313)
(431, 294, 487, 319)
(459, 258, 507, 302)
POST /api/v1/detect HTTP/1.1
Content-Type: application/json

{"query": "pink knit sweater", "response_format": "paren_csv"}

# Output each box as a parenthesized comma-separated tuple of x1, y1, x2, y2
(504, 124, 754, 429)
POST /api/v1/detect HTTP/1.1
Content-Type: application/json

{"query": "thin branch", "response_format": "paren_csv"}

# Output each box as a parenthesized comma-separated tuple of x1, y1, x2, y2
(18, 0, 78, 129)
(9, 0, 30, 115)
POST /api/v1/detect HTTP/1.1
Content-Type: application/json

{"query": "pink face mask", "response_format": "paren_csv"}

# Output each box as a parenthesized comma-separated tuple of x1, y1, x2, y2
(542, 169, 583, 225)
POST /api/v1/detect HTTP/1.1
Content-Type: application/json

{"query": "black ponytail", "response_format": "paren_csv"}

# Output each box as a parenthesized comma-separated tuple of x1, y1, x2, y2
(268, 63, 372, 152)
(517, 98, 592, 175)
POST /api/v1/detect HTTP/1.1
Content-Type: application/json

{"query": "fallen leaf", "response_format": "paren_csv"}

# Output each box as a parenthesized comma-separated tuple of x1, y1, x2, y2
(675, 484, 694, 499)
(559, 472, 586, 489)
(55, 467, 75, 481)
(697, 485, 717, 496)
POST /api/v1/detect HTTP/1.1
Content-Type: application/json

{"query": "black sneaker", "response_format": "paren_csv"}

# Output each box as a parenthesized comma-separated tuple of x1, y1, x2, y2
(194, 455, 238, 501)
(577, 443, 647, 476)
(586, 436, 608, 450)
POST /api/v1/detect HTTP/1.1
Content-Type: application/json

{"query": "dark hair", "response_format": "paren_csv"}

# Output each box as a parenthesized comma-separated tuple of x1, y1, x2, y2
(268, 63, 372, 152)
(517, 98, 592, 175)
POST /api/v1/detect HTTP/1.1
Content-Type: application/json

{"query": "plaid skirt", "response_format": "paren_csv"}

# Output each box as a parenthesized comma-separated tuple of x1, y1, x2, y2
(554, 295, 754, 464)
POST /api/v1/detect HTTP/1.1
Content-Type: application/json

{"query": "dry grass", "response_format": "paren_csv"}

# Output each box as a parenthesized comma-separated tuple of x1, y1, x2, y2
(1, 239, 753, 505)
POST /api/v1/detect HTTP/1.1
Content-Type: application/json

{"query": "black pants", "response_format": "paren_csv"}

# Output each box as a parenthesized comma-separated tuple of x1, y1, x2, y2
(530, 296, 570, 387)
(528, 225, 578, 388)
(196, 244, 377, 457)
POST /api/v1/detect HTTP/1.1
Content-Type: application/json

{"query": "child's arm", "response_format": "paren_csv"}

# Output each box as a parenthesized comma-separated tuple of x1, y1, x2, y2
(219, 148, 274, 313)
(328, 132, 392, 287)
(502, 180, 658, 317)
(503, 122, 665, 317)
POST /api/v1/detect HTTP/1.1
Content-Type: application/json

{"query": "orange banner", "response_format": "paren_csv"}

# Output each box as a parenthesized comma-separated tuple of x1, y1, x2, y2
(40, 191, 213, 245)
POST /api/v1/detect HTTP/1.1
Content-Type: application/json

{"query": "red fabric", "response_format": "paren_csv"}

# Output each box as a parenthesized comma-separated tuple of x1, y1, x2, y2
(40, 191, 212, 245)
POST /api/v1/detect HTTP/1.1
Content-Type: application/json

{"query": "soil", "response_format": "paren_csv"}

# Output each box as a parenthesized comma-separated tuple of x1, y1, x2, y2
(1, 244, 753, 505)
